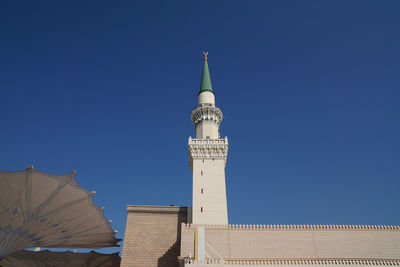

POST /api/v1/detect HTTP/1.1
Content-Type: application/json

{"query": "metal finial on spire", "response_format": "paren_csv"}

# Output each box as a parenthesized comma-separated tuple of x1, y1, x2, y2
(199, 51, 213, 94)
(203, 51, 208, 62)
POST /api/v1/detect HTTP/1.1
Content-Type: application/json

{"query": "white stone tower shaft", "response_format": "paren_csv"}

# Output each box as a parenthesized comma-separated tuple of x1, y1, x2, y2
(188, 52, 228, 225)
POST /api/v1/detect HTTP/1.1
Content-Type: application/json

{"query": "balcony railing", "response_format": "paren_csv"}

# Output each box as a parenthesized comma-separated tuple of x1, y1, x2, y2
(192, 103, 221, 112)
(188, 137, 228, 145)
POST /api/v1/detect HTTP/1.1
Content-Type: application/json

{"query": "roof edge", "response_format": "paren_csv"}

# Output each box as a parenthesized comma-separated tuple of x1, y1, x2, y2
(126, 205, 188, 214)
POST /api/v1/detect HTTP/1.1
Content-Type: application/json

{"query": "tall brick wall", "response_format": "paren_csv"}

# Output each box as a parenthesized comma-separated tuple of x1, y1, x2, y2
(121, 205, 188, 267)
(181, 224, 400, 260)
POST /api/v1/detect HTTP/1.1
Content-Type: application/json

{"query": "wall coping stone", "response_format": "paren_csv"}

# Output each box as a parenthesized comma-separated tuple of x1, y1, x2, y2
(127, 205, 188, 214)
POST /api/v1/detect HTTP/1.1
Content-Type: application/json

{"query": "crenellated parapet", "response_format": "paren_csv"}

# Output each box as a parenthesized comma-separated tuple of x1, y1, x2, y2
(191, 104, 223, 126)
(181, 258, 400, 266)
(183, 223, 400, 231)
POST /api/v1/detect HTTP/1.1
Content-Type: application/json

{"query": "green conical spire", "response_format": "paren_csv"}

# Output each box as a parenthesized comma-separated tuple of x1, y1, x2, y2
(199, 51, 214, 95)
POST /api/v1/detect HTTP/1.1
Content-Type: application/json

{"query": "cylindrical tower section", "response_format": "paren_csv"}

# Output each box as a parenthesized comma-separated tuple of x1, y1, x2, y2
(191, 105, 223, 139)
(196, 121, 219, 139)
(198, 91, 215, 105)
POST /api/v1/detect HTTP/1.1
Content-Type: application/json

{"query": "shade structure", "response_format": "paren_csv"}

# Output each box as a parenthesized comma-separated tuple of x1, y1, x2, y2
(0, 167, 120, 259)
(0, 250, 120, 267)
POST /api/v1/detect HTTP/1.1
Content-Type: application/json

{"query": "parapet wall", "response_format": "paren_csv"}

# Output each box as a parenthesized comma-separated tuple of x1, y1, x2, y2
(181, 258, 400, 267)
(121, 205, 188, 267)
(180, 223, 400, 261)
(183, 223, 400, 230)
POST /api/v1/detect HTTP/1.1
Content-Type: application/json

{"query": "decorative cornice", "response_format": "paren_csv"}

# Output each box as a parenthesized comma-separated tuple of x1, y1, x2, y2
(191, 105, 223, 125)
(127, 205, 188, 214)
(181, 257, 400, 266)
(183, 223, 400, 231)
(188, 137, 228, 163)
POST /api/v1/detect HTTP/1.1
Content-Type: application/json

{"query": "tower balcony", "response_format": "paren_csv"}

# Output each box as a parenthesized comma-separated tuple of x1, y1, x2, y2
(188, 137, 228, 169)
(191, 104, 223, 125)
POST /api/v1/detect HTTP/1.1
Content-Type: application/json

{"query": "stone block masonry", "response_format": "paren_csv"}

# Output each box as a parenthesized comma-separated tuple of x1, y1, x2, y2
(180, 224, 400, 261)
(121, 205, 188, 267)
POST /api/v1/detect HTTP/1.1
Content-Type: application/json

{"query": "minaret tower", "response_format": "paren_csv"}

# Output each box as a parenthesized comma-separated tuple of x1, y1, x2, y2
(189, 52, 228, 225)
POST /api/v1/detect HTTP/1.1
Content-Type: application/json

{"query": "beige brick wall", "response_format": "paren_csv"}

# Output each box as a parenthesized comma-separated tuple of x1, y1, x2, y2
(121, 205, 188, 267)
(181, 224, 400, 260)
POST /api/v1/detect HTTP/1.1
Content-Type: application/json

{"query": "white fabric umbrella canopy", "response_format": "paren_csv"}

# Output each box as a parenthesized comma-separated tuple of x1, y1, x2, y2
(0, 167, 120, 259)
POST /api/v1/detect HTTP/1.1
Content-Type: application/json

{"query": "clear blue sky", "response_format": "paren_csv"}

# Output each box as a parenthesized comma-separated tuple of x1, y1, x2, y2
(1, 1, 399, 254)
